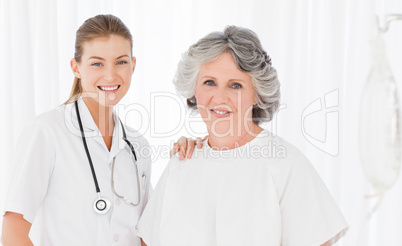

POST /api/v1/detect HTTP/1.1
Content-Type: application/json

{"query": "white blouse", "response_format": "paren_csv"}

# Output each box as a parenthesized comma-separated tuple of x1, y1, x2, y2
(137, 130, 348, 246)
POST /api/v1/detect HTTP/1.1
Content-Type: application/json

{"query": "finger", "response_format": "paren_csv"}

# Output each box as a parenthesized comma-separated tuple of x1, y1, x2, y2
(169, 143, 179, 158)
(179, 145, 186, 160)
(202, 135, 209, 141)
(177, 137, 187, 160)
(178, 136, 187, 144)
(195, 137, 203, 149)
(186, 139, 195, 158)
(175, 136, 187, 160)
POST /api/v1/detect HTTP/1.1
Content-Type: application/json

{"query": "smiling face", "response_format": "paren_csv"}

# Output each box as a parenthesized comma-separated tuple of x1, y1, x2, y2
(195, 52, 258, 137)
(71, 35, 135, 109)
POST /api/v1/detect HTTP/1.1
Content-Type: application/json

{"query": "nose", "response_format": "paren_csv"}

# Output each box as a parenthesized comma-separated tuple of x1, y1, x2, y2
(211, 87, 229, 104)
(103, 65, 117, 82)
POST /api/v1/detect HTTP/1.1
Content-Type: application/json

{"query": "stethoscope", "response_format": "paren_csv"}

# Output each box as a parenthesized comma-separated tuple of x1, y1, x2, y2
(74, 101, 141, 215)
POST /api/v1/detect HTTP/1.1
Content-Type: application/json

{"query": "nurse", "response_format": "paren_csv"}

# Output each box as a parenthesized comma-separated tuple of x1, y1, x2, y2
(1, 14, 193, 245)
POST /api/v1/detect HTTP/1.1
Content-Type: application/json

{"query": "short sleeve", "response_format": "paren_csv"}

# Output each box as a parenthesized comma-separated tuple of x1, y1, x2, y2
(3, 120, 55, 224)
(273, 152, 348, 246)
(136, 159, 174, 246)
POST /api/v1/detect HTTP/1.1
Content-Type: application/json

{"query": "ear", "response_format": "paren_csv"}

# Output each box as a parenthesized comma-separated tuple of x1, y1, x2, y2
(253, 94, 258, 105)
(131, 56, 137, 73)
(70, 58, 81, 78)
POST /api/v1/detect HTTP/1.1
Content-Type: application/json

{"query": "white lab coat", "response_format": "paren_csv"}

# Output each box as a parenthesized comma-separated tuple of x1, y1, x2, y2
(4, 98, 152, 246)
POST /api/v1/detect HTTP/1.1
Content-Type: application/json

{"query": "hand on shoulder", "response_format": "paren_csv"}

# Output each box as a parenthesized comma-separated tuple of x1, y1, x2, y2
(170, 135, 208, 160)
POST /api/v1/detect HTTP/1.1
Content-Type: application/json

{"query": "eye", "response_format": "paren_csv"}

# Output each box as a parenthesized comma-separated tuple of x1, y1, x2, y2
(204, 80, 215, 86)
(117, 60, 127, 65)
(91, 62, 102, 67)
(231, 83, 242, 89)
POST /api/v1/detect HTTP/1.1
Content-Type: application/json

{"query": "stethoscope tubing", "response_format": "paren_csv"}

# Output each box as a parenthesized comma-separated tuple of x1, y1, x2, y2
(75, 101, 101, 193)
(74, 100, 141, 214)
(111, 157, 141, 206)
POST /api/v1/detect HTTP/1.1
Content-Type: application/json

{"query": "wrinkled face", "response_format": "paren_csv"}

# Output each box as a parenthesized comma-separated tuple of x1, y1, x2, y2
(194, 52, 257, 137)
(71, 35, 135, 108)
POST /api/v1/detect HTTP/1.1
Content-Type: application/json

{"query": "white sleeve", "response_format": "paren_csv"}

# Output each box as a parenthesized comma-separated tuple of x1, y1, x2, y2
(3, 120, 55, 224)
(136, 159, 174, 246)
(273, 152, 348, 246)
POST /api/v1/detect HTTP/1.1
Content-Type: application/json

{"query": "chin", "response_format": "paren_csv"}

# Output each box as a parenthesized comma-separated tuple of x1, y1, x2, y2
(208, 123, 236, 138)
(98, 95, 121, 107)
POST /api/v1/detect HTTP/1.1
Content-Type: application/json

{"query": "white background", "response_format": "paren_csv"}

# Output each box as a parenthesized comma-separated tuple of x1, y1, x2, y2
(1, 0, 402, 245)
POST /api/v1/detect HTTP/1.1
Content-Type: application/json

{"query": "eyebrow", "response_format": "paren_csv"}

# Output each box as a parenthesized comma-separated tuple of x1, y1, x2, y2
(200, 76, 217, 80)
(200, 76, 246, 83)
(87, 55, 130, 60)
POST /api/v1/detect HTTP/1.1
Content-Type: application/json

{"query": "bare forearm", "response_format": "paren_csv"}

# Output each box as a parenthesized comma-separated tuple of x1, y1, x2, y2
(140, 238, 147, 246)
(2, 212, 33, 246)
(2, 236, 33, 246)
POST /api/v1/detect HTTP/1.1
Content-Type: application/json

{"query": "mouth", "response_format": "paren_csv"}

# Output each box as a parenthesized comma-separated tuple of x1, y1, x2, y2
(97, 85, 120, 92)
(210, 108, 232, 117)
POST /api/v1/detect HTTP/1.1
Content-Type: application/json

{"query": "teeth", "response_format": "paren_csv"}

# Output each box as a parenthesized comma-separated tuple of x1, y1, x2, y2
(214, 109, 228, 115)
(99, 85, 119, 91)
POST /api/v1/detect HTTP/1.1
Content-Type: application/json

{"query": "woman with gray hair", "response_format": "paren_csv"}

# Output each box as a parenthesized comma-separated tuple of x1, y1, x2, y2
(136, 26, 348, 246)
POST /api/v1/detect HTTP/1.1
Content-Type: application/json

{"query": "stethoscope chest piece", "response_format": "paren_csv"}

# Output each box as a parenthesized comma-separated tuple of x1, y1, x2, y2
(93, 195, 111, 214)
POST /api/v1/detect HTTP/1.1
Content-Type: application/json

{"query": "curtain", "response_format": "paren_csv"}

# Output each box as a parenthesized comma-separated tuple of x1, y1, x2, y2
(1, 0, 402, 244)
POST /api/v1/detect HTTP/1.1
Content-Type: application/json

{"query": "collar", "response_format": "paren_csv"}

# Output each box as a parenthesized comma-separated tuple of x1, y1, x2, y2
(109, 111, 128, 162)
(64, 98, 127, 160)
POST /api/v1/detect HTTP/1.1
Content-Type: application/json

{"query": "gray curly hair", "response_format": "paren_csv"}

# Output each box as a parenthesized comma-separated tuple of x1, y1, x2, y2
(173, 25, 281, 125)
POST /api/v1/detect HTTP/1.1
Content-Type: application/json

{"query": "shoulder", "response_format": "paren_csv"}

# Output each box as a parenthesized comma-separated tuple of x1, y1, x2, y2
(259, 133, 327, 198)
(35, 104, 67, 123)
(20, 105, 66, 137)
(13, 106, 65, 161)
(167, 154, 185, 167)
(256, 132, 313, 176)
(270, 134, 309, 163)
(256, 131, 309, 163)
(165, 152, 199, 175)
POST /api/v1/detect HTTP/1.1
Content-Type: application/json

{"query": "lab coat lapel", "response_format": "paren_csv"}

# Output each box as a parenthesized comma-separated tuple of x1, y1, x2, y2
(108, 113, 127, 163)
(67, 98, 126, 158)
(77, 98, 110, 149)
(64, 98, 100, 141)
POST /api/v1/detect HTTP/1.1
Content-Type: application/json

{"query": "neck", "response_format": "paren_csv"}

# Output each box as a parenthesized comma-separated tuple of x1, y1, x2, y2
(82, 98, 115, 137)
(208, 122, 263, 150)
